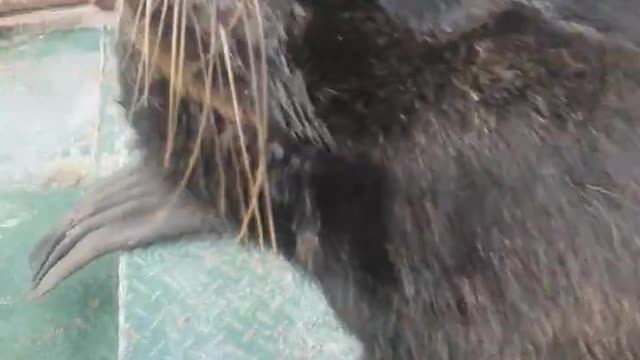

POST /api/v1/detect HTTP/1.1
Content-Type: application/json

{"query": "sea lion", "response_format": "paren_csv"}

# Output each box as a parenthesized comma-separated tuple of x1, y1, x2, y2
(28, 0, 640, 358)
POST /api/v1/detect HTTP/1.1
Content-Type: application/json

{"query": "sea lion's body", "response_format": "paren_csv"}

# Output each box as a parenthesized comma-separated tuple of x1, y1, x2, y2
(27, 1, 640, 359)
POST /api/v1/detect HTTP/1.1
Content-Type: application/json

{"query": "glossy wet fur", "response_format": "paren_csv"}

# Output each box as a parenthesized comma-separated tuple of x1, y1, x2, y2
(29, 1, 640, 359)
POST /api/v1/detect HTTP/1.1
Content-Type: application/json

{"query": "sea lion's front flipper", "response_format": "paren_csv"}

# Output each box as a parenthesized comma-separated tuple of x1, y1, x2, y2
(28, 165, 223, 299)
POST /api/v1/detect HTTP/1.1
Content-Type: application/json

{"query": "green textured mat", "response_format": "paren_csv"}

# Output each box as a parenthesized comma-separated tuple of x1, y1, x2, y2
(119, 240, 360, 360)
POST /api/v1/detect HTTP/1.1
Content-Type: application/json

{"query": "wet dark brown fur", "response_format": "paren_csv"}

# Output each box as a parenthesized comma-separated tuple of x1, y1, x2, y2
(28, 0, 640, 359)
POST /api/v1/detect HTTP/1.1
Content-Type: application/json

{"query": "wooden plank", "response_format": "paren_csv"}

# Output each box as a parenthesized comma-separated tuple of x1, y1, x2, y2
(0, 4, 116, 34)
(0, 0, 94, 15)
